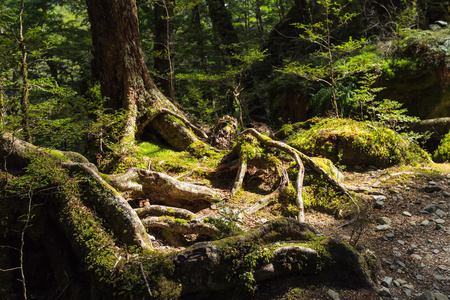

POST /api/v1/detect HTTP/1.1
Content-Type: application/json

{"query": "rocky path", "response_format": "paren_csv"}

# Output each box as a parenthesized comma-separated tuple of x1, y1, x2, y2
(305, 168, 450, 300)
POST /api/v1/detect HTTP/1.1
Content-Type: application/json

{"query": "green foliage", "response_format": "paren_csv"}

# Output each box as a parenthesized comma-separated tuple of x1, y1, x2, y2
(433, 131, 450, 163)
(223, 240, 272, 295)
(281, 0, 369, 117)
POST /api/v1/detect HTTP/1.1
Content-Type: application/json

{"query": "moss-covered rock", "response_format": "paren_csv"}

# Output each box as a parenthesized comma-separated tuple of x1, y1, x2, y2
(287, 118, 430, 168)
(433, 130, 450, 162)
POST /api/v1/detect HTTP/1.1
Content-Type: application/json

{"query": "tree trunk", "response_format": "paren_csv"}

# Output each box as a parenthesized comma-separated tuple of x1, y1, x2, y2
(86, 0, 201, 149)
(19, 0, 31, 143)
(153, 0, 175, 101)
(206, 0, 239, 56)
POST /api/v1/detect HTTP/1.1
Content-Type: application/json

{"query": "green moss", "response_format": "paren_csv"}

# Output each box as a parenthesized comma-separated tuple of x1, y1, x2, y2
(47, 149, 69, 161)
(433, 131, 450, 162)
(288, 118, 430, 168)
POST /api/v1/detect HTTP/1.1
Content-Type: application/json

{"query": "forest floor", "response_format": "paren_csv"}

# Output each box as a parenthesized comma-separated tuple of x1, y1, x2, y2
(133, 149, 450, 299)
(252, 163, 450, 300)
(157, 162, 450, 300)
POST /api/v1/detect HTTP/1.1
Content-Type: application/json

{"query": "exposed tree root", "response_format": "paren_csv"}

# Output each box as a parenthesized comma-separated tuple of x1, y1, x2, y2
(135, 205, 196, 220)
(245, 166, 289, 215)
(110, 168, 220, 211)
(1, 133, 376, 298)
(0, 132, 153, 249)
(231, 128, 360, 224)
(170, 218, 375, 295)
(230, 159, 247, 197)
(141, 216, 218, 238)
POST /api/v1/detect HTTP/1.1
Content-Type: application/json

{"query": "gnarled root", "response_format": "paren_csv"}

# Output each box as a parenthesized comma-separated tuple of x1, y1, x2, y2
(141, 216, 218, 238)
(110, 168, 220, 211)
(0, 132, 153, 249)
(169, 218, 375, 296)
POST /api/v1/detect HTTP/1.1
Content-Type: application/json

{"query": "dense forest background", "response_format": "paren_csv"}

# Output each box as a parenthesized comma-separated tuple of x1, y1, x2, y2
(1, 0, 449, 154)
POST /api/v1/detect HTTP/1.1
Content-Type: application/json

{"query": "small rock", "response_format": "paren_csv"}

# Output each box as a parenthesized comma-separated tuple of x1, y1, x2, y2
(433, 249, 440, 254)
(373, 195, 387, 201)
(436, 209, 446, 216)
(438, 265, 448, 271)
(405, 233, 413, 238)
(435, 219, 446, 224)
(419, 290, 435, 300)
(410, 221, 417, 226)
(422, 204, 437, 213)
(422, 186, 442, 193)
(378, 217, 392, 225)
(443, 191, 450, 197)
(434, 274, 450, 280)
(396, 261, 406, 268)
(393, 251, 401, 257)
(416, 274, 424, 280)
(386, 232, 395, 238)
(339, 235, 351, 241)
(327, 289, 340, 300)
(382, 258, 394, 265)
(410, 254, 422, 260)
(421, 220, 430, 226)
(379, 287, 392, 297)
(429, 181, 437, 185)
(382, 276, 393, 287)
(403, 284, 414, 290)
(374, 200, 385, 208)
(397, 240, 405, 245)
(403, 211, 412, 217)
(435, 224, 445, 231)
(396, 278, 407, 285)
(404, 289, 412, 297)
(376, 224, 391, 231)
(434, 292, 449, 300)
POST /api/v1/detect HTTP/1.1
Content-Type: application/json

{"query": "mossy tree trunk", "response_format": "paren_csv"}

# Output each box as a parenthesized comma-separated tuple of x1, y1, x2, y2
(86, 0, 202, 149)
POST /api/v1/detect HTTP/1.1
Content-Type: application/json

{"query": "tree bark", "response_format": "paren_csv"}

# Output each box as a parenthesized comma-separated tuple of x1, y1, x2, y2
(154, 0, 175, 101)
(86, 0, 202, 148)
(206, 0, 239, 56)
(19, 0, 31, 143)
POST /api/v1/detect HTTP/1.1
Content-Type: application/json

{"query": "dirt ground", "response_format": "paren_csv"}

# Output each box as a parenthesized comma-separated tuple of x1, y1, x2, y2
(252, 165, 450, 299)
